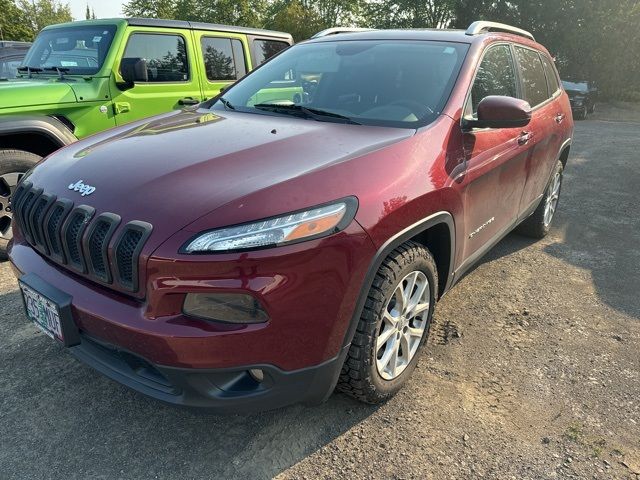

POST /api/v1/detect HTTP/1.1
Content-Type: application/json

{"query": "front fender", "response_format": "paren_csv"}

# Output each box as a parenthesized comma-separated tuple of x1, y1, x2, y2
(0, 115, 77, 147)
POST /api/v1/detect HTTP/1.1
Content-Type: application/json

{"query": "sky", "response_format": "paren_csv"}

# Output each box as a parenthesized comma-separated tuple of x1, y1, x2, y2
(68, 0, 127, 20)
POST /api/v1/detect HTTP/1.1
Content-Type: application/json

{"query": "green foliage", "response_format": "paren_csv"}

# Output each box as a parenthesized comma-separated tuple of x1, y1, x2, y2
(0, 0, 32, 41)
(16, 0, 72, 39)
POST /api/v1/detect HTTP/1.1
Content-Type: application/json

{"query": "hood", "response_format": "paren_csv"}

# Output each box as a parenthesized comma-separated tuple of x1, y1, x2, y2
(26, 108, 414, 245)
(0, 77, 77, 109)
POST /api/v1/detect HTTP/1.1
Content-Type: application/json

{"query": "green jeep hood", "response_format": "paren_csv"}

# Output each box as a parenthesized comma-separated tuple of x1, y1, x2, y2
(0, 78, 77, 110)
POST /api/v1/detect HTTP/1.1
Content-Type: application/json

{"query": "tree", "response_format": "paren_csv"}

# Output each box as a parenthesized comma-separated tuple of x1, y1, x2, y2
(85, 3, 96, 19)
(122, 0, 177, 18)
(363, 0, 455, 28)
(0, 0, 32, 41)
(17, 0, 72, 37)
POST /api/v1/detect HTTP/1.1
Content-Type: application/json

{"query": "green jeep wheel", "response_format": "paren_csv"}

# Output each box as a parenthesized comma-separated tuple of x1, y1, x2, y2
(0, 149, 42, 260)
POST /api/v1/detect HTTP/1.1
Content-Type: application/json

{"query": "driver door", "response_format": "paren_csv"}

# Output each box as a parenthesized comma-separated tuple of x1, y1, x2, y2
(111, 28, 202, 126)
(456, 44, 530, 265)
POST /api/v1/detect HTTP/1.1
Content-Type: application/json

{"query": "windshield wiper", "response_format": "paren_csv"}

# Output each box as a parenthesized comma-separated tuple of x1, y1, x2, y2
(218, 97, 236, 110)
(17, 66, 43, 78)
(44, 66, 70, 79)
(253, 103, 360, 124)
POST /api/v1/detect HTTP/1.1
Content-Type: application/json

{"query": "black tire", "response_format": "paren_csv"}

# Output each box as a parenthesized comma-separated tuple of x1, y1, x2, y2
(0, 149, 42, 260)
(588, 102, 596, 114)
(575, 107, 587, 120)
(516, 161, 564, 239)
(337, 241, 437, 404)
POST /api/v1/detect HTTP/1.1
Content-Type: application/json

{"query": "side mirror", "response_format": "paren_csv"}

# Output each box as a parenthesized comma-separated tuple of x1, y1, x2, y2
(463, 96, 532, 129)
(118, 57, 148, 90)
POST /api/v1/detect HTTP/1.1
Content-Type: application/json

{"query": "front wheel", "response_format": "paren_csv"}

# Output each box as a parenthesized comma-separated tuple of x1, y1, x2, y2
(337, 241, 437, 404)
(0, 149, 42, 260)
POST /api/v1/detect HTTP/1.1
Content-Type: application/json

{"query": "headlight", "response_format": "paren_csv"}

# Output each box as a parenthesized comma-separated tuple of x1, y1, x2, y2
(182, 197, 358, 253)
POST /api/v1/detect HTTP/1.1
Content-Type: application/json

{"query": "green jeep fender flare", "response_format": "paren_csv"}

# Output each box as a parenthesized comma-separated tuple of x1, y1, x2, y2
(0, 115, 78, 157)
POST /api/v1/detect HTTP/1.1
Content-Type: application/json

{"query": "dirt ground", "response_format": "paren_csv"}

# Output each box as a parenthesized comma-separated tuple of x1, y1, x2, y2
(0, 105, 639, 480)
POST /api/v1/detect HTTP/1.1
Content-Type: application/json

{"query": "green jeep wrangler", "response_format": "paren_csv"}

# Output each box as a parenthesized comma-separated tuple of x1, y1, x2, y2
(0, 18, 292, 257)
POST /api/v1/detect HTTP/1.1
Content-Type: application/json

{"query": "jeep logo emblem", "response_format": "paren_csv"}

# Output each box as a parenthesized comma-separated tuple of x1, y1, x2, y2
(68, 180, 96, 196)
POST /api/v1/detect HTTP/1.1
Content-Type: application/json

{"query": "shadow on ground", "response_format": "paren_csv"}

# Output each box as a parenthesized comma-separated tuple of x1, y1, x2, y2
(0, 286, 378, 479)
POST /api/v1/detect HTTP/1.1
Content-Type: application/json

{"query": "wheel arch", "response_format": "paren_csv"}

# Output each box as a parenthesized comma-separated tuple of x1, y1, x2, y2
(0, 115, 77, 158)
(342, 211, 455, 348)
(558, 139, 571, 168)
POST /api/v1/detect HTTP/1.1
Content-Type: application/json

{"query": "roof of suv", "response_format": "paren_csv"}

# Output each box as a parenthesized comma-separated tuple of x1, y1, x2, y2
(306, 22, 539, 48)
(41, 17, 293, 41)
(0, 41, 31, 49)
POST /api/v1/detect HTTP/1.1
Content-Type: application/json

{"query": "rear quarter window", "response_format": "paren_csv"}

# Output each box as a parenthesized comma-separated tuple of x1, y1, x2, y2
(252, 39, 289, 66)
(540, 54, 560, 95)
(514, 46, 549, 107)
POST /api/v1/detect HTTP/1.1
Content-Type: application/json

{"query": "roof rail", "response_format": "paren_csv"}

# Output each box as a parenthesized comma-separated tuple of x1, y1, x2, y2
(311, 27, 374, 39)
(465, 21, 535, 41)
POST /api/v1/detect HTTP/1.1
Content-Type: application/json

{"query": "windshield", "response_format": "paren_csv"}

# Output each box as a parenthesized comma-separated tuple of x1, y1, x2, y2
(21, 25, 116, 75)
(562, 81, 588, 92)
(212, 40, 469, 128)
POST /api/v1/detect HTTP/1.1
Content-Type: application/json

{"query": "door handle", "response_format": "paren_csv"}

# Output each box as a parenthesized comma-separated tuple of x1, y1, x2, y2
(178, 97, 199, 106)
(555, 113, 565, 124)
(518, 131, 532, 145)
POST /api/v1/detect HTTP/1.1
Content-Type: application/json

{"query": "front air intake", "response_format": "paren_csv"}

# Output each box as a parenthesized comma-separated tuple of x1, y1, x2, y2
(12, 182, 152, 295)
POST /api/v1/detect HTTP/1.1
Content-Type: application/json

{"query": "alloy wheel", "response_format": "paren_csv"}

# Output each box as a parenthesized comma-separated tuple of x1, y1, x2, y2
(0, 172, 24, 239)
(376, 270, 430, 380)
(543, 170, 562, 227)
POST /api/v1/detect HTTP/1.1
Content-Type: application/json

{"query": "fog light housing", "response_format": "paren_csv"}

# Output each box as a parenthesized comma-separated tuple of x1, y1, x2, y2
(183, 293, 269, 324)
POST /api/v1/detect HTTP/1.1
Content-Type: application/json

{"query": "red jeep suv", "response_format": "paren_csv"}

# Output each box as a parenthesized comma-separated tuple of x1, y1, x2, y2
(9, 21, 573, 412)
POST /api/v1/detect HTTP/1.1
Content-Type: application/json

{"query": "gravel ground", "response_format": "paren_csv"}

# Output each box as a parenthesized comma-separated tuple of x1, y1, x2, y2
(1, 107, 639, 480)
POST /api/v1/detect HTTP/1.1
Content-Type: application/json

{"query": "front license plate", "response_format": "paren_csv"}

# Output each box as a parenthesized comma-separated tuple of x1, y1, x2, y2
(19, 281, 64, 342)
(17, 273, 80, 347)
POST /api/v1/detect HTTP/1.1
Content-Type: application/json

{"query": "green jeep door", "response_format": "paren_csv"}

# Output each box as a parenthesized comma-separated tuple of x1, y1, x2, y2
(111, 27, 203, 126)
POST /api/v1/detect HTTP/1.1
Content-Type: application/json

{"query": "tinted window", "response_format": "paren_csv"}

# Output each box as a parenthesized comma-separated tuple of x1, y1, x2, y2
(541, 55, 560, 95)
(123, 33, 188, 82)
(21, 25, 116, 75)
(468, 44, 517, 115)
(216, 40, 469, 128)
(252, 39, 289, 66)
(201, 37, 247, 81)
(515, 46, 549, 107)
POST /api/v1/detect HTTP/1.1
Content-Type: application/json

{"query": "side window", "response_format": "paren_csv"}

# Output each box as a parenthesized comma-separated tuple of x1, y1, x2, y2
(201, 37, 247, 81)
(467, 44, 517, 116)
(122, 33, 189, 83)
(541, 54, 560, 96)
(514, 46, 549, 107)
(252, 39, 289, 66)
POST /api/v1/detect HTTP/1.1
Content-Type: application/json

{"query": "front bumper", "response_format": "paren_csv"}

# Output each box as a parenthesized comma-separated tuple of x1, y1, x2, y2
(70, 333, 349, 411)
(9, 221, 374, 411)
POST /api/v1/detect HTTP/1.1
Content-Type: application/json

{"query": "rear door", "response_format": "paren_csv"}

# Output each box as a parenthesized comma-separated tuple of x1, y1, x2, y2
(513, 46, 562, 215)
(111, 28, 202, 126)
(457, 43, 530, 264)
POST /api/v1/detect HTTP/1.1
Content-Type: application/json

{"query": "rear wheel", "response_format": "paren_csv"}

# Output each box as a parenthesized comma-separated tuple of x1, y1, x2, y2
(0, 149, 42, 260)
(575, 107, 587, 120)
(588, 102, 596, 114)
(516, 161, 563, 239)
(337, 241, 437, 404)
